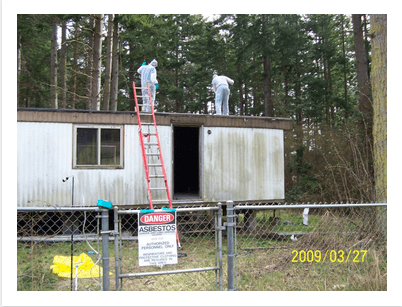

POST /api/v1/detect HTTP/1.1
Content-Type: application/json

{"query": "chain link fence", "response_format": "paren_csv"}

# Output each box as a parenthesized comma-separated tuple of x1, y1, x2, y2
(233, 202, 387, 291)
(17, 207, 102, 291)
(17, 202, 387, 291)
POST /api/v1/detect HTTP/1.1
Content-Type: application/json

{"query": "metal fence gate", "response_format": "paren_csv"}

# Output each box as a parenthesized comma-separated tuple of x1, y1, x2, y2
(113, 204, 224, 291)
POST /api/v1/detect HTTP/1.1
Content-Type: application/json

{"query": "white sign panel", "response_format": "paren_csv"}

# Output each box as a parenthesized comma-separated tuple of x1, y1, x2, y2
(138, 209, 178, 267)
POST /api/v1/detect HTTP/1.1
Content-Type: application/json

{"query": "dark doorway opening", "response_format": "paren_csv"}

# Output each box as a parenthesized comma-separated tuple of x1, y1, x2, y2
(173, 126, 200, 199)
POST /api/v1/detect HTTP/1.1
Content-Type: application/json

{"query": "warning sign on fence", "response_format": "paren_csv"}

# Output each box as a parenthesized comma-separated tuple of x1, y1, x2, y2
(138, 209, 178, 267)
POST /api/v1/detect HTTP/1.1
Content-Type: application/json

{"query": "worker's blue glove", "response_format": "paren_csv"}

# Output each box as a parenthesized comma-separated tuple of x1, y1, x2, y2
(155, 83, 159, 89)
(142, 62, 146, 66)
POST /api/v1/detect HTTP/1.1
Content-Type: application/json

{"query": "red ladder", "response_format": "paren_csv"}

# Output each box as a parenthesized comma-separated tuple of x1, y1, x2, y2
(133, 81, 173, 209)
(132, 81, 181, 249)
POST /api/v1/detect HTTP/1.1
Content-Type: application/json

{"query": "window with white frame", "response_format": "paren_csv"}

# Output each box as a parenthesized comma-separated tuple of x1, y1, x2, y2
(73, 125, 123, 168)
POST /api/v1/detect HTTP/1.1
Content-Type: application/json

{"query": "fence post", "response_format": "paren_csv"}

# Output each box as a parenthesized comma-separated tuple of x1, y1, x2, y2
(113, 207, 120, 290)
(226, 200, 236, 291)
(101, 208, 110, 291)
(217, 202, 224, 291)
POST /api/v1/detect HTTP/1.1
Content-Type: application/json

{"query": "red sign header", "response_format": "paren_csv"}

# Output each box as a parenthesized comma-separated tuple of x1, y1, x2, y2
(140, 212, 174, 225)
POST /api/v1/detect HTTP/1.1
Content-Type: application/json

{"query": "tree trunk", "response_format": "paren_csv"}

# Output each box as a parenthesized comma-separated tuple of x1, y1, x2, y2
(370, 14, 387, 203)
(370, 14, 387, 239)
(129, 43, 135, 111)
(175, 39, 180, 112)
(353, 14, 374, 186)
(60, 21, 67, 109)
(50, 17, 58, 109)
(244, 80, 249, 115)
(323, 37, 330, 126)
(86, 16, 94, 110)
(326, 47, 334, 125)
(294, 52, 302, 126)
(103, 14, 113, 111)
(110, 15, 119, 111)
(91, 14, 103, 111)
(341, 16, 348, 118)
(352, 14, 372, 119)
(363, 15, 371, 79)
(251, 55, 259, 114)
(17, 34, 22, 107)
(283, 57, 290, 115)
(70, 21, 79, 109)
(263, 54, 273, 117)
(237, 62, 243, 115)
(261, 14, 273, 117)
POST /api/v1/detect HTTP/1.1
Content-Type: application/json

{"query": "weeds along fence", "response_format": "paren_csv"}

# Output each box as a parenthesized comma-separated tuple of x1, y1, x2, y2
(232, 202, 387, 291)
(17, 202, 387, 291)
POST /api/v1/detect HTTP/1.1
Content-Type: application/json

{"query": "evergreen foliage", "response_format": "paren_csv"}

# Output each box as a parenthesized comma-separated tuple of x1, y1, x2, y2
(17, 14, 382, 203)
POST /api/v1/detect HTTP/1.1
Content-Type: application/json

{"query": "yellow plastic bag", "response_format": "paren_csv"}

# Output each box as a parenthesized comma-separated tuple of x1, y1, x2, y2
(50, 253, 112, 278)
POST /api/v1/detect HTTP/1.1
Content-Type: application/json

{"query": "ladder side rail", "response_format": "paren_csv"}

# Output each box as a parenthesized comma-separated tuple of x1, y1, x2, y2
(147, 83, 181, 249)
(147, 83, 173, 209)
(133, 81, 154, 209)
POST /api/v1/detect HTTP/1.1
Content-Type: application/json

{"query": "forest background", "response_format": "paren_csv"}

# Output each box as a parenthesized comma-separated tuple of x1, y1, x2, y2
(16, 13, 387, 204)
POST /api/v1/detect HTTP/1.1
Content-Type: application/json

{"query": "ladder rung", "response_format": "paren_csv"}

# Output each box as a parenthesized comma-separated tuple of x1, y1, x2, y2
(149, 175, 165, 178)
(146, 153, 160, 156)
(152, 199, 169, 203)
(150, 188, 167, 190)
(145, 143, 159, 146)
(148, 164, 162, 167)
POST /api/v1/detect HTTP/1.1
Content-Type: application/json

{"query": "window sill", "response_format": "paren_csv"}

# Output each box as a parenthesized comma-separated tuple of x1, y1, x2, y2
(73, 165, 124, 170)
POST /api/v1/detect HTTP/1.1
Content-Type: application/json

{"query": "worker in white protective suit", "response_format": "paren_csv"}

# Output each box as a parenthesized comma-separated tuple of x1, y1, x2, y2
(212, 74, 234, 115)
(137, 59, 159, 112)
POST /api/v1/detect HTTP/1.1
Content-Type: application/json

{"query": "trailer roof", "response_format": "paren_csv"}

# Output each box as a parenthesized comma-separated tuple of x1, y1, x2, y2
(17, 108, 292, 130)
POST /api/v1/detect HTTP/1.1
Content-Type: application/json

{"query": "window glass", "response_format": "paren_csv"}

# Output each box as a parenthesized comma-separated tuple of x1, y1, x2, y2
(77, 128, 98, 165)
(101, 129, 121, 165)
(75, 126, 123, 168)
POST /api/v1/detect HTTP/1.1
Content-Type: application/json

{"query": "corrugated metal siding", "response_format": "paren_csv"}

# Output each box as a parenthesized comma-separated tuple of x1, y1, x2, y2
(202, 127, 284, 202)
(17, 122, 172, 207)
(17, 121, 284, 207)
(18, 122, 73, 207)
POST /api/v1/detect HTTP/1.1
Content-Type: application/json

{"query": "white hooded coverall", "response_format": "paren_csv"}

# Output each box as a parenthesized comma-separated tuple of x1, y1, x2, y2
(137, 59, 158, 112)
(212, 75, 234, 115)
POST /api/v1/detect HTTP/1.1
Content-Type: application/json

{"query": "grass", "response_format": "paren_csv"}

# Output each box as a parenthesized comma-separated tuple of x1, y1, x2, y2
(117, 236, 220, 291)
(235, 247, 387, 291)
(17, 241, 104, 291)
(234, 209, 387, 291)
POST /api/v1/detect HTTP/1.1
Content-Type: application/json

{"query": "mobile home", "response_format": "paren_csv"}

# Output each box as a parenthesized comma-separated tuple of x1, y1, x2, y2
(17, 108, 291, 208)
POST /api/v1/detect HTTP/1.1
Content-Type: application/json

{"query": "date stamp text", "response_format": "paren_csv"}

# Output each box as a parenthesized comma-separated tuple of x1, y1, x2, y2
(291, 249, 367, 263)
